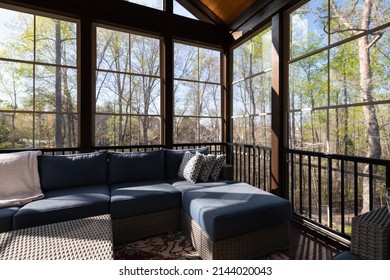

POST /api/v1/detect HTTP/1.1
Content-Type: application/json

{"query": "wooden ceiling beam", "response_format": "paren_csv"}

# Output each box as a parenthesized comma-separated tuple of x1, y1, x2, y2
(229, 0, 298, 40)
(176, 0, 224, 25)
(0, 0, 231, 45)
(229, 0, 273, 31)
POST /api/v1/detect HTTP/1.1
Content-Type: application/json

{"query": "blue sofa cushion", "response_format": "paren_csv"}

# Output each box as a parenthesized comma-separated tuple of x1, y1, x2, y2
(38, 151, 108, 191)
(168, 178, 239, 193)
(181, 183, 292, 241)
(13, 184, 110, 230)
(110, 180, 181, 219)
(0, 207, 19, 233)
(164, 147, 208, 179)
(108, 150, 165, 184)
(332, 251, 363, 260)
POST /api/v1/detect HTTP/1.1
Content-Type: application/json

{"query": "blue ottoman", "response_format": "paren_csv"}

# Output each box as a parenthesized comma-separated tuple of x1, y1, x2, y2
(332, 251, 363, 260)
(180, 183, 292, 259)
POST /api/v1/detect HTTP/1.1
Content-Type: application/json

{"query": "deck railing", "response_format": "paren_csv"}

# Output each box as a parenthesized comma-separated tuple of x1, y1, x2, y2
(284, 149, 390, 241)
(226, 142, 272, 192)
(0, 147, 81, 155)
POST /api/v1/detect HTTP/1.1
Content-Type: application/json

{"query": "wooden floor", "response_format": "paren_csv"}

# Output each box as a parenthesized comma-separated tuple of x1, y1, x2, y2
(281, 223, 344, 260)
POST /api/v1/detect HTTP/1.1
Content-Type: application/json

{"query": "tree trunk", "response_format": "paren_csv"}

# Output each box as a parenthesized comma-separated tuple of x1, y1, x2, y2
(55, 20, 63, 148)
(359, 0, 381, 213)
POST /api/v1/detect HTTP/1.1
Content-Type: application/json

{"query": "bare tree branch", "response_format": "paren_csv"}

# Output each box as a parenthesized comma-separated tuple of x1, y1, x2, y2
(367, 31, 383, 49)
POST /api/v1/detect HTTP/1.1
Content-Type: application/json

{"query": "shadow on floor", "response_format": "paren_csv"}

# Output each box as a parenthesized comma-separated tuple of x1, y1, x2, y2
(282, 225, 342, 260)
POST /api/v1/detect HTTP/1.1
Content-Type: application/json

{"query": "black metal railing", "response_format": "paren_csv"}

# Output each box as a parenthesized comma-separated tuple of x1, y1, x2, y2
(0, 147, 81, 155)
(94, 144, 164, 153)
(283, 148, 390, 240)
(172, 142, 227, 155)
(94, 143, 227, 156)
(226, 143, 272, 192)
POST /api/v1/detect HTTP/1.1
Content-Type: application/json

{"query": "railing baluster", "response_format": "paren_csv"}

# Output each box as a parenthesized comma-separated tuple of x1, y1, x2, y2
(354, 161, 359, 216)
(239, 146, 243, 182)
(340, 159, 345, 234)
(257, 146, 261, 190)
(252, 146, 256, 188)
(235, 145, 238, 181)
(248, 147, 251, 186)
(318, 156, 322, 224)
(290, 153, 295, 212)
(328, 157, 333, 228)
(308, 155, 312, 219)
(299, 154, 303, 215)
(387, 165, 390, 192)
(369, 163, 374, 211)
(263, 150, 271, 191)
(243, 146, 247, 183)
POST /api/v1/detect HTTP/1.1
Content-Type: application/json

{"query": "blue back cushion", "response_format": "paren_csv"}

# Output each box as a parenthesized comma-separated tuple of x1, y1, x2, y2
(38, 151, 108, 192)
(164, 147, 208, 179)
(108, 150, 165, 184)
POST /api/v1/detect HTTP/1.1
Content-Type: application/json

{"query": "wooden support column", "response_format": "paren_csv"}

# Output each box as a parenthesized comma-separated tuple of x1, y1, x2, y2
(271, 12, 286, 198)
(222, 46, 232, 163)
(80, 17, 93, 152)
(163, 35, 174, 149)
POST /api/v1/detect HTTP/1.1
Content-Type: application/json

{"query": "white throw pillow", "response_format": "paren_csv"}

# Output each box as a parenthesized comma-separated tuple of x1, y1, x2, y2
(0, 151, 44, 208)
(182, 154, 204, 184)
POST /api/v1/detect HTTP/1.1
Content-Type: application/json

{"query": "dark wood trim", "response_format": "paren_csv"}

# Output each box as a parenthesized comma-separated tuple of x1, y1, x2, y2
(79, 17, 93, 152)
(0, 0, 230, 46)
(222, 46, 232, 162)
(229, 0, 299, 40)
(271, 12, 285, 197)
(164, 36, 174, 149)
(176, 0, 225, 26)
(165, 0, 173, 14)
(229, 0, 273, 31)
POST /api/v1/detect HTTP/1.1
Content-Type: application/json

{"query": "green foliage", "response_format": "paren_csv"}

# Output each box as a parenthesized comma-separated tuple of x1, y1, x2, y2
(0, 9, 78, 149)
(232, 27, 272, 145)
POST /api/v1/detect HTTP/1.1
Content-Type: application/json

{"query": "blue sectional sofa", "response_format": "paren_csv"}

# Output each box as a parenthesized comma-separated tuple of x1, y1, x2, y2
(0, 148, 292, 259)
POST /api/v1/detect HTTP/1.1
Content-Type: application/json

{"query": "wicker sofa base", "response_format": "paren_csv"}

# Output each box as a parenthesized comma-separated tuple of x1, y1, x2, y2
(180, 208, 290, 260)
(112, 208, 180, 244)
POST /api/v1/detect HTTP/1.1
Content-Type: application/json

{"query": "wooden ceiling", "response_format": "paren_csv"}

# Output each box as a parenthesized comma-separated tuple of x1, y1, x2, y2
(198, 0, 257, 25)
(179, 0, 277, 35)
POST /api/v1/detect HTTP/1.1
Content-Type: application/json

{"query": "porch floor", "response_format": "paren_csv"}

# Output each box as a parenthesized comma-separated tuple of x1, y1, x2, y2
(283, 223, 344, 260)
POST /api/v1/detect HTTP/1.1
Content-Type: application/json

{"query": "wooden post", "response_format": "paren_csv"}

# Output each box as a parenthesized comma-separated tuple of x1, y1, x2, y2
(271, 12, 286, 198)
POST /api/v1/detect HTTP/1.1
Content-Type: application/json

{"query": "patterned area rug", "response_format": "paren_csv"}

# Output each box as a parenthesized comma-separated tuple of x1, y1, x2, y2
(114, 231, 289, 260)
(114, 231, 201, 260)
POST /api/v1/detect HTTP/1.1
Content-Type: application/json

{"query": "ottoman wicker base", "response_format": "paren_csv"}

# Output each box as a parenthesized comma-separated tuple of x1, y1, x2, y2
(180, 209, 290, 260)
(112, 208, 180, 244)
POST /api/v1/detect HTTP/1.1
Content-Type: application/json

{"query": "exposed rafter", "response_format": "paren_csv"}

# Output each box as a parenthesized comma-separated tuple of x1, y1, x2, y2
(179, 0, 296, 39)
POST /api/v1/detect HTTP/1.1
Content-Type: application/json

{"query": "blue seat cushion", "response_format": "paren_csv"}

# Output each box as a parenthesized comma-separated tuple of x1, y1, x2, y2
(332, 251, 363, 260)
(168, 178, 239, 193)
(110, 180, 181, 219)
(108, 150, 165, 184)
(38, 151, 108, 191)
(181, 183, 292, 241)
(164, 147, 208, 179)
(13, 184, 110, 230)
(0, 207, 19, 233)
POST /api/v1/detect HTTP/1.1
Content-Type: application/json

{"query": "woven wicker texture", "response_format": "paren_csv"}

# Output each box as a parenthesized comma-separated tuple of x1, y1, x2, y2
(0, 215, 113, 260)
(112, 208, 180, 244)
(180, 209, 290, 260)
(351, 207, 390, 260)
